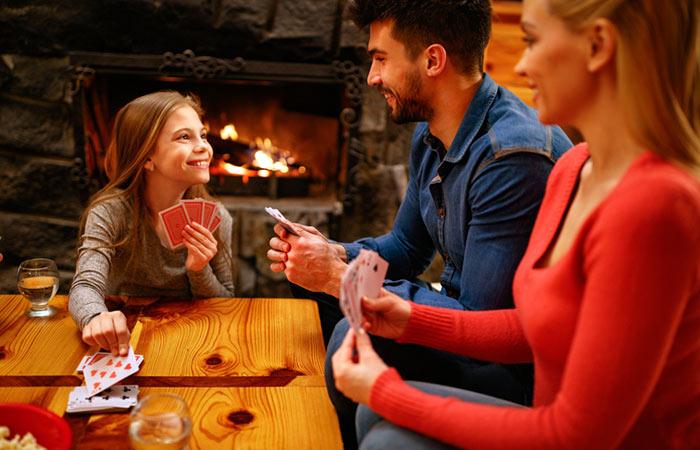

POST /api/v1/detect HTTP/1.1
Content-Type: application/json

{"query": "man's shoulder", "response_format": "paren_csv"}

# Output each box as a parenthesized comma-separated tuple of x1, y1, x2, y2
(479, 85, 571, 158)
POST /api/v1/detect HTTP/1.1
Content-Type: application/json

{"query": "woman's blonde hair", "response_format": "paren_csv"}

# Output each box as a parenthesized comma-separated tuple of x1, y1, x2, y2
(549, 0, 700, 168)
(80, 91, 229, 271)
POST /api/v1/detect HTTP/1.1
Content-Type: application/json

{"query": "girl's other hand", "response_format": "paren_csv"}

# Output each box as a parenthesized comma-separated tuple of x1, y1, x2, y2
(82, 311, 130, 356)
(183, 222, 218, 272)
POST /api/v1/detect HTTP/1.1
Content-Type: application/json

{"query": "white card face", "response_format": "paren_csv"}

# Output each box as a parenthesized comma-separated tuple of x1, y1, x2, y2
(339, 250, 389, 332)
(77, 352, 143, 373)
(84, 347, 140, 397)
(264, 207, 300, 236)
(67, 384, 139, 413)
(355, 249, 388, 302)
(340, 258, 363, 331)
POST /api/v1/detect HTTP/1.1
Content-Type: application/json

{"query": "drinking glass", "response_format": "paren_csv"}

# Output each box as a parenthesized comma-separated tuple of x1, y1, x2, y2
(16, 258, 59, 318)
(129, 394, 192, 450)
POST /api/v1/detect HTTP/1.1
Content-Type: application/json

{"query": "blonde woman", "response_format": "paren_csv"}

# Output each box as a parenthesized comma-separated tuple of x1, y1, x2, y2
(332, 0, 700, 448)
(69, 92, 235, 356)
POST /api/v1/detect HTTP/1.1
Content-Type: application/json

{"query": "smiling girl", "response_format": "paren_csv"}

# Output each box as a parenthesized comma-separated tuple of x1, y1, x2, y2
(69, 91, 235, 356)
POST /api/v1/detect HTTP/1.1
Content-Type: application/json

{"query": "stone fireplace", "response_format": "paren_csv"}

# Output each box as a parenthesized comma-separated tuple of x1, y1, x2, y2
(0, 0, 412, 296)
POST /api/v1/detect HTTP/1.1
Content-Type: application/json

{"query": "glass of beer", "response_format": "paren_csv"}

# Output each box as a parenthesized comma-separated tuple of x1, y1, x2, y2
(129, 393, 192, 450)
(17, 258, 59, 318)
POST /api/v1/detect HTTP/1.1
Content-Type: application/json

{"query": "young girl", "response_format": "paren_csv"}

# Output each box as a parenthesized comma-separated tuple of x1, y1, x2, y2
(332, 0, 700, 448)
(69, 91, 235, 356)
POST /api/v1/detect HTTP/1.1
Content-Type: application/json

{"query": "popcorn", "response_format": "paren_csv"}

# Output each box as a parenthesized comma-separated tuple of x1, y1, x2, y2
(0, 426, 46, 450)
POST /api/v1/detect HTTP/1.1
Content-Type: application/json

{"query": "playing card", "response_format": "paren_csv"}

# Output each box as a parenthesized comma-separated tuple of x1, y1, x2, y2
(264, 207, 300, 236)
(355, 249, 389, 303)
(208, 212, 222, 233)
(159, 203, 189, 248)
(182, 199, 204, 225)
(84, 347, 140, 397)
(77, 352, 143, 373)
(66, 385, 139, 413)
(201, 201, 217, 228)
(339, 250, 388, 332)
(340, 258, 363, 331)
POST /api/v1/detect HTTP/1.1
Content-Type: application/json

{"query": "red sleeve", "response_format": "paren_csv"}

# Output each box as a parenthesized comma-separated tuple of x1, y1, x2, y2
(370, 177, 700, 449)
(397, 303, 533, 363)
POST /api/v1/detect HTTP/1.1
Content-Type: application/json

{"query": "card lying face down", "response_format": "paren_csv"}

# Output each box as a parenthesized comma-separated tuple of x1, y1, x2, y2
(159, 199, 222, 249)
(340, 249, 389, 332)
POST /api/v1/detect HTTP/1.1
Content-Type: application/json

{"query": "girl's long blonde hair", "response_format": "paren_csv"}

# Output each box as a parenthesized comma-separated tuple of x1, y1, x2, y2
(549, 0, 700, 169)
(79, 91, 228, 271)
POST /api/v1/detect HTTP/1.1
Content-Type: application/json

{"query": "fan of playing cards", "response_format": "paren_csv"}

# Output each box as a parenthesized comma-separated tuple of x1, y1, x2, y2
(68, 347, 143, 413)
(340, 249, 389, 331)
(159, 199, 222, 249)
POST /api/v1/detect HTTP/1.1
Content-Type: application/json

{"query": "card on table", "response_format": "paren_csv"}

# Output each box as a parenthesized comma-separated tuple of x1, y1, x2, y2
(264, 207, 300, 236)
(77, 352, 143, 374)
(83, 347, 141, 397)
(66, 384, 139, 413)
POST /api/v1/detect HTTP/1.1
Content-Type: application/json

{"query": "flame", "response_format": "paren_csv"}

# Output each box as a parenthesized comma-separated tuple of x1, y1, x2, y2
(220, 124, 238, 141)
(214, 126, 307, 178)
(223, 162, 247, 176)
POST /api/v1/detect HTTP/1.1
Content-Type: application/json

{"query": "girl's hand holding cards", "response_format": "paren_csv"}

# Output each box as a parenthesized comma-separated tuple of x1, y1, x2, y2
(183, 222, 218, 272)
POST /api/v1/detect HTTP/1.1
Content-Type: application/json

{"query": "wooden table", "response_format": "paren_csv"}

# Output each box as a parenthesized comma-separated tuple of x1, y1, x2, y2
(0, 295, 342, 449)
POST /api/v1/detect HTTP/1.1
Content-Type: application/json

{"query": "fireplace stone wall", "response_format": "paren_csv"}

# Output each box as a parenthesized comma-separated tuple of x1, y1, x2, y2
(0, 1, 413, 296)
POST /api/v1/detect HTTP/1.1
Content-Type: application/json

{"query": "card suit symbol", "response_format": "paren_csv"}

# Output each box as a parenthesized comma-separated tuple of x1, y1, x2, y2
(100, 371, 107, 378)
(122, 395, 129, 400)
(90, 369, 98, 376)
(93, 382, 101, 390)
(102, 395, 109, 400)
(124, 363, 132, 370)
(110, 371, 117, 379)
(107, 359, 113, 366)
(124, 386, 131, 392)
(115, 361, 123, 368)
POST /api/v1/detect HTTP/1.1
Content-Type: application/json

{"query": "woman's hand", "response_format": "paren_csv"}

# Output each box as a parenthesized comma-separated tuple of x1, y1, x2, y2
(183, 222, 218, 272)
(361, 288, 412, 340)
(82, 311, 130, 356)
(332, 327, 390, 405)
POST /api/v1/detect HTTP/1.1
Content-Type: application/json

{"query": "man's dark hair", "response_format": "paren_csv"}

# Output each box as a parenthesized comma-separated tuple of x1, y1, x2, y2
(347, 0, 491, 74)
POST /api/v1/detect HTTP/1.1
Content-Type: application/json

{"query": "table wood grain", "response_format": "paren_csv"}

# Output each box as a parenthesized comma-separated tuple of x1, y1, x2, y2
(0, 294, 341, 449)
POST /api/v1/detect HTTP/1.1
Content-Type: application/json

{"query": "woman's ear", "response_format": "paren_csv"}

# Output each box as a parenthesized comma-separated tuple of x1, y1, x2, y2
(587, 18, 616, 73)
(144, 158, 154, 172)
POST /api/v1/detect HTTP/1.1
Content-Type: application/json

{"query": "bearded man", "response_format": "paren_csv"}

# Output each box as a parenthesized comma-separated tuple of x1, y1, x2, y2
(267, 1, 572, 447)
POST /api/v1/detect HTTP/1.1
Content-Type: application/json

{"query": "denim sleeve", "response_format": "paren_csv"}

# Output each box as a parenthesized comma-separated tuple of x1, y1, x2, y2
(341, 171, 436, 280)
(459, 151, 553, 310)
(382, 152, 552, 311)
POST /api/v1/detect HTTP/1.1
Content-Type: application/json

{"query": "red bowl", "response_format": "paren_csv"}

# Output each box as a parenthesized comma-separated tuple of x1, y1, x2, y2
(0, 403, 72, 450)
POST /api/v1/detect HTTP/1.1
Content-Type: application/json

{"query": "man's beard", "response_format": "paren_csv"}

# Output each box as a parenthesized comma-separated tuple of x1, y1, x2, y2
(382, 69, 433, 124)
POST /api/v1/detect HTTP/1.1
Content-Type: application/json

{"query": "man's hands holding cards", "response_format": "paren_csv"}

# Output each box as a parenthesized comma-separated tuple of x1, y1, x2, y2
(266, 208, 347, 296)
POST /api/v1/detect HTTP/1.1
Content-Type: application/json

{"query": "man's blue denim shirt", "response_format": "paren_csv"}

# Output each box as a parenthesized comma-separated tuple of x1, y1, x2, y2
(342, 73, 572, 311)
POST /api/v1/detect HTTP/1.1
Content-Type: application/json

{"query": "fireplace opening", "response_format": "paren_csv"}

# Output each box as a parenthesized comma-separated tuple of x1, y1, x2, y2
(82, 74, 346, 200)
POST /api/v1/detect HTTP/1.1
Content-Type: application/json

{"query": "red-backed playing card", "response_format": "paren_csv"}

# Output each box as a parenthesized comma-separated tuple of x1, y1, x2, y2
(159, 204, 188, 248)
(208, 213, 222, 233)
(182, 199, 204, 225)
(202, 201, 217, 228)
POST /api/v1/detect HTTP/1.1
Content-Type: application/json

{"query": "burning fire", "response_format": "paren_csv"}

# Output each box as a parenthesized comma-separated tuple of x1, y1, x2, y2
(212, 123, 308, 182)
